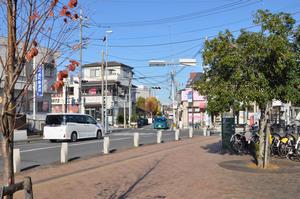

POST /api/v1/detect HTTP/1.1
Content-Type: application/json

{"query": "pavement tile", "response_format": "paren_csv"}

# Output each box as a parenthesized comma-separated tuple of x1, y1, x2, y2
(8, 136, 300, 199)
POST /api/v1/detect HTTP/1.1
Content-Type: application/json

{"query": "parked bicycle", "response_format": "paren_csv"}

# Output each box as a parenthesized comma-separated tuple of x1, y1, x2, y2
(230, 129, 259, 154)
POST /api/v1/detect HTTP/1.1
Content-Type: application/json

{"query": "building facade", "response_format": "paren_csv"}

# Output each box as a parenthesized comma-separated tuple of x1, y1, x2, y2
(83, 62, 134, 126)
(179, 72, 210, 129)
(0, 37, 57, 131)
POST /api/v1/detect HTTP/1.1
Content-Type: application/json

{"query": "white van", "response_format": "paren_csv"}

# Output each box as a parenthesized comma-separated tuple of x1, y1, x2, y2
(43, 113, 103, 142)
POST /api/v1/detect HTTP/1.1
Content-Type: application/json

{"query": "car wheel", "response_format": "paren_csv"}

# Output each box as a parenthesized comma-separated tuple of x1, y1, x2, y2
(96, 130, 102, 139)
(71, 132, 78, 142)
(49, 139, 56, 143)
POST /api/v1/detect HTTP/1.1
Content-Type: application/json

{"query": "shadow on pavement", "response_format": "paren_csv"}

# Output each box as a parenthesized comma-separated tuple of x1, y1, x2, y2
(68, 157, 80, 162)
(100, 158, 165, 199)
(21, 164, 40, 172)
(201, 140, 258, 164)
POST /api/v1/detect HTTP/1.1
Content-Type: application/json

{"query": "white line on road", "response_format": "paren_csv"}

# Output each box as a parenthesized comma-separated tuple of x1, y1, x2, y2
(19, 137, 131, 153)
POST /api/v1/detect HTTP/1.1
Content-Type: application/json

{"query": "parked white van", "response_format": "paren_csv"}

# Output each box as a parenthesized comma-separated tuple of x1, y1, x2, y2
(43, 113, 103, 142)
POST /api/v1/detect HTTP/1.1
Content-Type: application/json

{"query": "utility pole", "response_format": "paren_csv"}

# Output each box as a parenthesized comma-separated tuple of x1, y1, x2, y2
(101, 50, 105, 129)
(104, 30, 112, 134)
(79, 9, 84, 114)
(124, 94, 127, 128)
(128, 72, 132, 127)
(171, 70, 176, 129)
(33, 56, 36, 126)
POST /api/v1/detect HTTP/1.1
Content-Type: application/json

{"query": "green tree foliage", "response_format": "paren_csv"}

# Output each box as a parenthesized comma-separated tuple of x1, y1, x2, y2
(194, 10, 300, 168)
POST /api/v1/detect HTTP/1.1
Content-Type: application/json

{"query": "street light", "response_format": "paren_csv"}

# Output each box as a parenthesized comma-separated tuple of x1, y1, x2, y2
(148, 58, 197, 129)
(104, 30, 112, 134)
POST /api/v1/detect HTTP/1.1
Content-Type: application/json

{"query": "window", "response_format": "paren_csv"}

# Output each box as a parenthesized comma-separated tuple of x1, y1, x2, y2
(66, 115, 77, 123)
(73, 115, 86, 124)
(90, 69, 100, 77)
(45, 115, 65, 125)
(37, 101, 49, 112)
(44, 65, 53, 77)
(68, 87, 74, 95)
(86, 116, 97, 124)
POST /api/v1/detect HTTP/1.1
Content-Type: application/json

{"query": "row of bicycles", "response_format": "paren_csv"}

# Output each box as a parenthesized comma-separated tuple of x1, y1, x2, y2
(230, 124, 300, 161)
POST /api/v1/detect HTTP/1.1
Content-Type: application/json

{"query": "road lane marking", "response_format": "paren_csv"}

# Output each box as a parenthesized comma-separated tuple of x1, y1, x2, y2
(19, 137, 131, 153)
(0, 133, 173, 156)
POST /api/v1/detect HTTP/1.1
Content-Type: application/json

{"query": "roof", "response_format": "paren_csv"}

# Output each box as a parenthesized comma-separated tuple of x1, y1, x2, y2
(83, 61, 133, 70)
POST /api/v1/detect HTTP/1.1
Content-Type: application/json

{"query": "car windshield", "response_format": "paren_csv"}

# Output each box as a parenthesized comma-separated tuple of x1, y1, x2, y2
(45, 115, 65, 125)
(155, 117, 166, 122)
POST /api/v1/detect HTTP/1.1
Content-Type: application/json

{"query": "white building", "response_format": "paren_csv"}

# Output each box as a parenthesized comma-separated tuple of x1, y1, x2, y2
(0, 37, 57, 131)
(51, 76, 81, 113)
(135, 85, 150, 99)
(81, 61, 134, 126)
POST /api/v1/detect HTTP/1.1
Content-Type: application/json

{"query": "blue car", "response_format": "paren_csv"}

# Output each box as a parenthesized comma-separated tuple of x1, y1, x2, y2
(153, 117, 169, 129)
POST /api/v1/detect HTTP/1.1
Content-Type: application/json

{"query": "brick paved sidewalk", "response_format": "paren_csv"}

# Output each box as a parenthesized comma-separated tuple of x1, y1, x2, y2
(13, 136, 300, 199)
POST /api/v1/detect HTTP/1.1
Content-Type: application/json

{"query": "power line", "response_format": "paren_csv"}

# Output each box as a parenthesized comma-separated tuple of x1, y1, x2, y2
(90, 0, 261, 28)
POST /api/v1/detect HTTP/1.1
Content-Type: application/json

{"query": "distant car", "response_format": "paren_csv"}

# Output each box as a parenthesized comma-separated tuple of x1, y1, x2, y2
(43, 113, 103, 142)
(153, 117, 169, 129)
(137, 117, 149, 128)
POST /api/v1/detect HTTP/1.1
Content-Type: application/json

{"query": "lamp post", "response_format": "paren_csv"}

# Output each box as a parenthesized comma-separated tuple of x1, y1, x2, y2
(104, 30, 112, 134)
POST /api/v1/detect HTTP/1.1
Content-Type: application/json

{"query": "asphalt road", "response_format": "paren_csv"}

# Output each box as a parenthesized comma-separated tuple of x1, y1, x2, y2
(0, 126, 208, 173)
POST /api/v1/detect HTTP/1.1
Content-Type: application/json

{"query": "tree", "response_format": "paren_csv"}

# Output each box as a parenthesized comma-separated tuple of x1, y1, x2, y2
(194, 10, 300, 168)
(136, 96, 146, 112)
(145, 97, 160, 119)
(0, 0, 80, 197)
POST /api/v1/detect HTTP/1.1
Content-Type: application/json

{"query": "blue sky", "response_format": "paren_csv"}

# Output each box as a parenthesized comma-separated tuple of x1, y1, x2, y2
(70, 0, 300, 104)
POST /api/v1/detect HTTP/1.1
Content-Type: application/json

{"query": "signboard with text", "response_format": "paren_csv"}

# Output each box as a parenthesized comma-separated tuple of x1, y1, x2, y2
(36, 65, 43, 97)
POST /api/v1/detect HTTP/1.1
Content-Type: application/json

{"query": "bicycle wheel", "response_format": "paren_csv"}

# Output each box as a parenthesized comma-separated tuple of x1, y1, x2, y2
(270, 133, 281, 156)
(230, 134, 244, 153)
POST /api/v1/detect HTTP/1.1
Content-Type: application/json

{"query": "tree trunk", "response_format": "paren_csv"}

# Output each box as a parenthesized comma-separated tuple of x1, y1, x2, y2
(1, 1, 17, 198)
(257, 103, 272, 168)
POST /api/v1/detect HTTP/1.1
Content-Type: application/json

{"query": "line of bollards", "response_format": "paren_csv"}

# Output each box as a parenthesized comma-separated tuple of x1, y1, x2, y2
(13, 126, 212, 173)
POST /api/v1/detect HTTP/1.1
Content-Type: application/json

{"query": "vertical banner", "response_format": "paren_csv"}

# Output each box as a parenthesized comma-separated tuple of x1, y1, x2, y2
(187, 90, 193, 103)
(36, 65, 43, 97)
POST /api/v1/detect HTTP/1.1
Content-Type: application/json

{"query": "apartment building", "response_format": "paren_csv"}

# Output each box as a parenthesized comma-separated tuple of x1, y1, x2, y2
(0, 37, 57, 131)
(82, 61, 134, 126)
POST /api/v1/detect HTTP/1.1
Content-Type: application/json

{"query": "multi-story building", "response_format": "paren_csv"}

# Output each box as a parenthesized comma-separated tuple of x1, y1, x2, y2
(50, 61, 135, 126)
(179, 72, 210, 129)
(51, 76, 81, 113)
(81, 61, 133, 126)
(0, 37, 57, 131)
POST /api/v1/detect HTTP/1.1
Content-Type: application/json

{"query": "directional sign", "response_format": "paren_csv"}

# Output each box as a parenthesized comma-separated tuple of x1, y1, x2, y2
(36, 65, 43, 97)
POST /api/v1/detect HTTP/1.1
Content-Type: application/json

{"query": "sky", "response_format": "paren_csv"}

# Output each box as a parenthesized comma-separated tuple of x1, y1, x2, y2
(68, 0, 300, 104)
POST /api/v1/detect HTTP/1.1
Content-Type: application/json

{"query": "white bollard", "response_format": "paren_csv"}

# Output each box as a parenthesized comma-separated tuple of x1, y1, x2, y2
(13, 148, 21, 173)
(133, 132, 139, 147)
(157, 130, 162, 144)
(189, 127, 193, 138)
(103, 136, 110, 154)
(61, 142, 68, 164)
(203, 126, 207, 136)
(175, 129, 180, 141)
